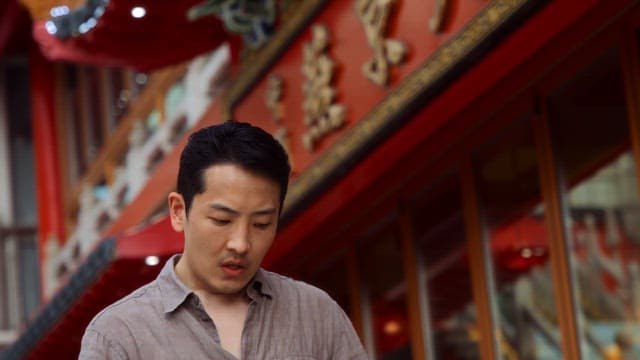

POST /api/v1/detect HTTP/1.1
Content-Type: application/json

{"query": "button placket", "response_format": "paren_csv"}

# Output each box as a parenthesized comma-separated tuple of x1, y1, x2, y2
(240, 300, 258, 359)
(190, 296, 209, 322)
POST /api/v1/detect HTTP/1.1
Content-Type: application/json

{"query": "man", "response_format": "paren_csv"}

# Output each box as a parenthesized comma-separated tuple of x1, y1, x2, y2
(79, 121, 368, 359)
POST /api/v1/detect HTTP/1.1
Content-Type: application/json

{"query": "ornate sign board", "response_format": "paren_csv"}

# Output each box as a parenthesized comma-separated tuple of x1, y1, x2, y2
(227, 0, 547, 221)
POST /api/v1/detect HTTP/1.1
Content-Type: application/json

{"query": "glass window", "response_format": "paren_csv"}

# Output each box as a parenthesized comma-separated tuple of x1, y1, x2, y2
(61, 63, 86, 178)
(548, 48, 640, 359)
(359, 216, 411, 359)
(0, 62, 41, 332)
(475, 114, 562, 359)
(413, 173, 480, 359)
(83, 66, 104, 161)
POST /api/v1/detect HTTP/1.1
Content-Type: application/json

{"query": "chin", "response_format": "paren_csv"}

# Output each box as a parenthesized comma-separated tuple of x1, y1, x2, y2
(212, 279, 248, 295)
(218, 285, 246, 296)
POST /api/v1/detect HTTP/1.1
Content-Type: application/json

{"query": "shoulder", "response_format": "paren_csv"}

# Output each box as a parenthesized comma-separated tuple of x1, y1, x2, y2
(86, 279, 162, 335)
(261, 270, 331, 298)
(259, 269, 341, 312)
(259, 270, 368, 358)
(80, 280, 164, 358)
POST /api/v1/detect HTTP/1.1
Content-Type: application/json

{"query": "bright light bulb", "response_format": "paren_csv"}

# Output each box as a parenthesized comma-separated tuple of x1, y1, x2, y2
(79, 23, 90, 34)
(131, 6, 146, 18)
(145, 255, 160, 266)
(383, 320, 402, 336)
(50, 6, 69, 17)
(45, 21, 58, 35)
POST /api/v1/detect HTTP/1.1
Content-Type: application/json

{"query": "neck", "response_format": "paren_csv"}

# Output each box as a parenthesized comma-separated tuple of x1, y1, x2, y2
(195, 289, 249, 308)
(174, 256, 250, 306)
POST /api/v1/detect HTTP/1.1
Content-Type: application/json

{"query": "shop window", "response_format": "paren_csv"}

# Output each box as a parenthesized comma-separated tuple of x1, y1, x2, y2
(0, 62, 40, 335)
(61, 63, 86, 178)
(412, 173, 480, 359)
(359, 217, 411, 359)
(547, 48, 640, 358)
(475, 114, 562, 358)
(61, 64, 124, 184)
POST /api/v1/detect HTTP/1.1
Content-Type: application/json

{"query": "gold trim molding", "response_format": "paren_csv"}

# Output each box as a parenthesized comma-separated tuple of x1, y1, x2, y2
(283, 0, 538, 214)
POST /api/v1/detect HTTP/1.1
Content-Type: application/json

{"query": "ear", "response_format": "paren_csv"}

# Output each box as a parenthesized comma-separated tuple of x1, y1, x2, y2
(168, 192, 186, 232)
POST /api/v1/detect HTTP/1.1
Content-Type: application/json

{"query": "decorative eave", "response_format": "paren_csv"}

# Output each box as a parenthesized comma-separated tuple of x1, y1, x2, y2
(18, 0, 283, 70)
(2, 217, 182, 359)
(28, 0, 228, 70)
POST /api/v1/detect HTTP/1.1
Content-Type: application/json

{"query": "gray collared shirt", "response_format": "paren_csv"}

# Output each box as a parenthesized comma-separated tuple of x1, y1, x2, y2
(79, 255, 368, 359)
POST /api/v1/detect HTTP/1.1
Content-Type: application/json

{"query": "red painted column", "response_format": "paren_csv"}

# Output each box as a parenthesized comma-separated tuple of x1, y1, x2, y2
(29, 44, 65, 299)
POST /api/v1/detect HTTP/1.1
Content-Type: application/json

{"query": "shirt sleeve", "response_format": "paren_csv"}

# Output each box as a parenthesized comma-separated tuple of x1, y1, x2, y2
(329, 301, 370, 360)
(78, 327, 128, 360)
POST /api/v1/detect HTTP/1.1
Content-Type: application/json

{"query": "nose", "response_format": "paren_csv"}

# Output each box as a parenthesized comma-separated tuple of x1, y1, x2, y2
(226, 222, 250, 255)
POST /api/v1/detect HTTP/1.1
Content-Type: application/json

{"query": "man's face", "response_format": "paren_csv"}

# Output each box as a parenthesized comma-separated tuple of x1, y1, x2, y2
(169, 163, 280, 296)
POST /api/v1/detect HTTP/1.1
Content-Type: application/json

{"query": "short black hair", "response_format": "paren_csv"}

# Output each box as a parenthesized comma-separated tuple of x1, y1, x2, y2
(177, 121, 291, 215)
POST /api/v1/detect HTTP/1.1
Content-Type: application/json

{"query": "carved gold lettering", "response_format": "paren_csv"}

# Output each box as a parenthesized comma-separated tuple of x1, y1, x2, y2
(429, 0, 450, 33)
(356, 0, 407, 86)
(264, 74, 292, 161)
(301, 25, 346, 151)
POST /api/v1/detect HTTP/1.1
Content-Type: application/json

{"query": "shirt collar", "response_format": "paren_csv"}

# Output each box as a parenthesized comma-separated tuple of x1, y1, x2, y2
(157, 254, 193, 314)
(157, 255, 273, 313)
(247, 268, 273, 300)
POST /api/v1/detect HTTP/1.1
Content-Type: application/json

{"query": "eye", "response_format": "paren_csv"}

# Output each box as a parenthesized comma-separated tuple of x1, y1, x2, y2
(209, 217, 230, 226)
(253, 222, 271, 229)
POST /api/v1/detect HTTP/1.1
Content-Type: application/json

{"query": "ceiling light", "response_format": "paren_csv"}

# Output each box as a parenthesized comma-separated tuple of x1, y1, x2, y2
(94, 6, 105, 18)
(50, 5, 69, 17)
(131, 6, 146, 18)
(86, 18, 97, 28)
(520, 247, 533, 259)
(45, 21, 58, 35)
(383, 320, 402, 336)
(78, 23, 90, 34)
(145, 255, 160, 266)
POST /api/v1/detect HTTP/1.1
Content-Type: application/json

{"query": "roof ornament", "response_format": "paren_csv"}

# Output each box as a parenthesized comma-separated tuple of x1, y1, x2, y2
(44, 0, 109, 38)
(187, 0, 277, 48)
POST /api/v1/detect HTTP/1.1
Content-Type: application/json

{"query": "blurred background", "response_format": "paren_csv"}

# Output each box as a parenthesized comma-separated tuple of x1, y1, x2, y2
(1, 0, 640, 359)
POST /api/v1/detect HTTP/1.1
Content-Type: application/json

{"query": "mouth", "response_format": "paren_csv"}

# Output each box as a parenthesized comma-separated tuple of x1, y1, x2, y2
(220, 261, 247, 277)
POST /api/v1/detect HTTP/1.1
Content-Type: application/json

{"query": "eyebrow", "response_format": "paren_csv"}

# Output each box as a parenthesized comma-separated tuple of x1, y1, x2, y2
(209, 203, 277, 216)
